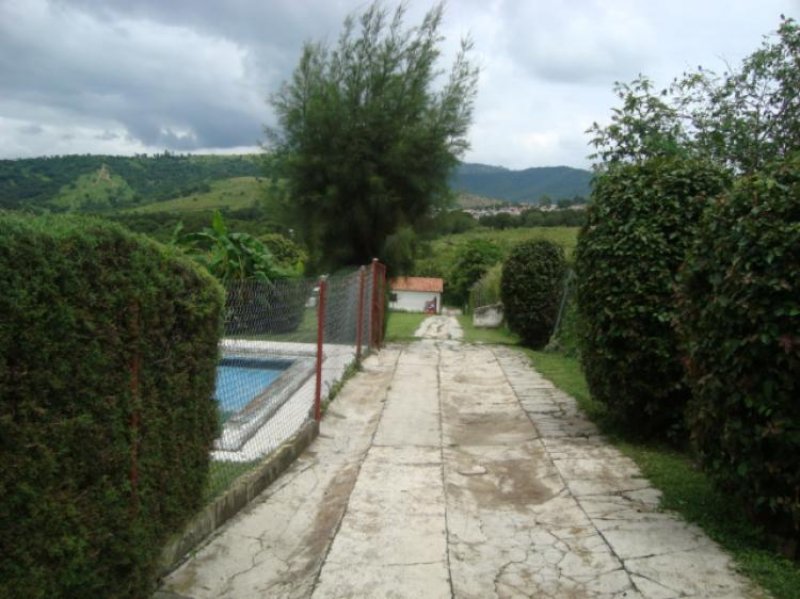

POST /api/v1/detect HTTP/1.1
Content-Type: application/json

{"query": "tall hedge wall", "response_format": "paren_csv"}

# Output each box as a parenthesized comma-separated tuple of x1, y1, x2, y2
(677, 156, 800, 539)
(0, 214, 224, 598)
(575, 157, 728, 436)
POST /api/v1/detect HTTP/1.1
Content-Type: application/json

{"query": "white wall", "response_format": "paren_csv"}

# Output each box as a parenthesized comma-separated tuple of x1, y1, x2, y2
(389, 290, 440, 313)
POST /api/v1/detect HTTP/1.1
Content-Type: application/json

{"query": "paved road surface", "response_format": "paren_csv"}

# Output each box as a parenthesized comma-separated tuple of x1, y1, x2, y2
(160, 315, 762, 599)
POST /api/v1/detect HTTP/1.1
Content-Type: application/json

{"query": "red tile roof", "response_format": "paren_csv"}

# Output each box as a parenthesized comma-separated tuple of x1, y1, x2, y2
(390, 276, 444, 293)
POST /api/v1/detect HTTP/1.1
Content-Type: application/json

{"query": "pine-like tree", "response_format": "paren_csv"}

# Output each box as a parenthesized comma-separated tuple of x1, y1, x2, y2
(267, 2, 478, 271)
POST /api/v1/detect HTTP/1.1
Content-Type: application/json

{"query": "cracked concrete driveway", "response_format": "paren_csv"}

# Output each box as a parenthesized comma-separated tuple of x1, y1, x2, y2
(160, 315, 764, 599)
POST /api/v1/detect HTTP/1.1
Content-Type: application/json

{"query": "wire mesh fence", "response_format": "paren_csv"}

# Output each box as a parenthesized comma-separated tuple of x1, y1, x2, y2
(468, 263, 504, 315)
(206, 261, 386, 501)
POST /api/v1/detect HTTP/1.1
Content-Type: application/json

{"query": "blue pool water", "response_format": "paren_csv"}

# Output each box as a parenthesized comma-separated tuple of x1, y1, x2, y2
(214, 357, 292, 417)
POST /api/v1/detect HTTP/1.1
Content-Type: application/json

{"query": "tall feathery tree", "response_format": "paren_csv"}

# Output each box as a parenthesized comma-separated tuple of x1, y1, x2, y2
(267, 2, 479, 271)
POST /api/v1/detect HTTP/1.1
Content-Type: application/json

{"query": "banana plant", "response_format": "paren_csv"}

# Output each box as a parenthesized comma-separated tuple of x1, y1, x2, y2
(178, 211, 291, 284)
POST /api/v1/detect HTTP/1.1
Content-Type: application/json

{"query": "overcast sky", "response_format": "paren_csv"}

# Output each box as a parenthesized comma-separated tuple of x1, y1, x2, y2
(1, 0, 798, 169)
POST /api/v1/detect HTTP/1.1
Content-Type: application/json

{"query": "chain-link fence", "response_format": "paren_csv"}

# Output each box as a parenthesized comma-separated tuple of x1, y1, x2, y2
(206, 260, 386, 500)
(468, 263, 503, 315)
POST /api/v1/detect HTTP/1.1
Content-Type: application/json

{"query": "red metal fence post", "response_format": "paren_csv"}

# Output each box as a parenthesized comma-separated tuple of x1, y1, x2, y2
(370, 258, 379, 349)
(314, 276, 328, 422)
(377, 262, 386, 347)
(355, 266, 366, 362)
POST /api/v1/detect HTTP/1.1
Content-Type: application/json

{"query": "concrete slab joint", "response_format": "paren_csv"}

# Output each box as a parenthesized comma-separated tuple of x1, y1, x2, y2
(160, 315, 766, 599)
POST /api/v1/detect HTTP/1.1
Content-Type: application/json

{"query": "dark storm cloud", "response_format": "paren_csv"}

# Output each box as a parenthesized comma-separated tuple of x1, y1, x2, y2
(1, 0, 798, 166)
(0, 0, 302, 152)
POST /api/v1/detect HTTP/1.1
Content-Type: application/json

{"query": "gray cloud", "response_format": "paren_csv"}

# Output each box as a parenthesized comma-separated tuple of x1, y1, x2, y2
(1, 0, 798, 167)
(19, 124, 44, 135)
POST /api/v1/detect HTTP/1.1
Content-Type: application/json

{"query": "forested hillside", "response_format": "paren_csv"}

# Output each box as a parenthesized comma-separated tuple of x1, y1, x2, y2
(0, 155, 592, 213)
(0, 153, 267, 211)
(452, 163, 592, 203)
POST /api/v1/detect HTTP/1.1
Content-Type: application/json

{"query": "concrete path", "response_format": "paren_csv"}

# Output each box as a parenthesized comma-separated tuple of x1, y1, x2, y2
(160, 316, 763, 599)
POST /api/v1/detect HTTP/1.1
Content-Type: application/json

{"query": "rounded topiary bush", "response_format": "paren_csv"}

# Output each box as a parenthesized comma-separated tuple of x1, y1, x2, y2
(575, 157, 728, 436)
(677, 156, 800, 540)
(0, 214, 224, 598)
(500, 239, 566, 348)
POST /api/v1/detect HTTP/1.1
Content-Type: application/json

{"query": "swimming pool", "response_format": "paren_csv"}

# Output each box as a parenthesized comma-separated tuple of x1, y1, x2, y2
(213, 352, 317, 452)
(214, 357, 293, 420)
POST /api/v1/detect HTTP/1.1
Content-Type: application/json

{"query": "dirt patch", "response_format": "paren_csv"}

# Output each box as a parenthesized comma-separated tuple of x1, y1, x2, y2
(451, 455, 556, 510)
(302, 464, 360, 563)
(444, 403, 538, 446)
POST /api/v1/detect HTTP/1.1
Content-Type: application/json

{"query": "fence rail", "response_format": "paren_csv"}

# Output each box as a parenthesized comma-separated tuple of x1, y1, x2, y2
(206, 260, 386, 499)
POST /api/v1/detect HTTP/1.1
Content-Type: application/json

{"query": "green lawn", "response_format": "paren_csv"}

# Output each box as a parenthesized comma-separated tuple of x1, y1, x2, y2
(384, 311, 428, 342)
(456, 314, 519, 345)
(419, 226, 579, 275)
(456, 319, 800, 599)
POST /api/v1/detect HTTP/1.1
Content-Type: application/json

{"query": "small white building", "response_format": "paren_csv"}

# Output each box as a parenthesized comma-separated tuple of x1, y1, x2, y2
(389, 277, 444, 314)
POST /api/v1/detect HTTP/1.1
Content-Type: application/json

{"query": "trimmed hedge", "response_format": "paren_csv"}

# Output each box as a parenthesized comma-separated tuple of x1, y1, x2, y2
(500, 239, 566, 348)
(575, 157, 728, 436)
(677, 157, 800, 540)
(0, 214, 224, 598)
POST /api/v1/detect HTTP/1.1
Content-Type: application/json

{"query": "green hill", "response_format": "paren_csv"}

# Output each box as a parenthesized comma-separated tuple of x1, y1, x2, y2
(0, 154, 268, 211)
(0, 154, 591, 214)
(126, 177, 276, 214)
(51, 164, 136, 211)
(452, 163, 593, 204)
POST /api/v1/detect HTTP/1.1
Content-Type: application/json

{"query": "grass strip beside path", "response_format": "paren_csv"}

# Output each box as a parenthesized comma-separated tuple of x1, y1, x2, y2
(522, 349, 800, 599)
(384, 311, 428, 342)
(457, 314, 520, 345)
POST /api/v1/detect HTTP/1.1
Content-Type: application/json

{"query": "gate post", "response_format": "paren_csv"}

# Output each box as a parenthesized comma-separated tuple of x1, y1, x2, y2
(355, 266, 366, 362)
(313, 276, 328, 422)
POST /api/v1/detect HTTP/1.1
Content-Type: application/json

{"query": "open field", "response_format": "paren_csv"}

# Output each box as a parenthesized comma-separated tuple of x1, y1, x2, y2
(431, 226, 577, 260)
(126, 176, 272, 214)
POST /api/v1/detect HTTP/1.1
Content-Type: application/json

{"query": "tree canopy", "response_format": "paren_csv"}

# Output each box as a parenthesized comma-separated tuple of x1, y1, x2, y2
(267, 2, 478, 272)
(588, 17, 800, 174)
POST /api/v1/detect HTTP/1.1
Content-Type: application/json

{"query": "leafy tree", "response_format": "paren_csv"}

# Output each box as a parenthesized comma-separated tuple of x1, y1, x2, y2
(446, 239, 502, 306)
(587, 75, 687, 167)
(381, 225, 419, 276)
(268, 2, 479, 272)
(588, 17, 800, 174)
(684, 16, 800, 173)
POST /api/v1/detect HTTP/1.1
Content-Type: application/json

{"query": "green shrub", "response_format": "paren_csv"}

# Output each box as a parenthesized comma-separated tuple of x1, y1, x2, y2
(677, 156, 800, 539)
(446, 239, 502, 306)
(575, 157, 728, 436)
(500, 239, 566, 348)
(0, 213, 224, 598)
(259, 232, 307, 274)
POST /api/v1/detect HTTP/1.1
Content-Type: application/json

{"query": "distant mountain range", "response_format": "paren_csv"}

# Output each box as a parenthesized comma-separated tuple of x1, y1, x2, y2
(0, 155, 593, 212)
(452, 163, 593, 204)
